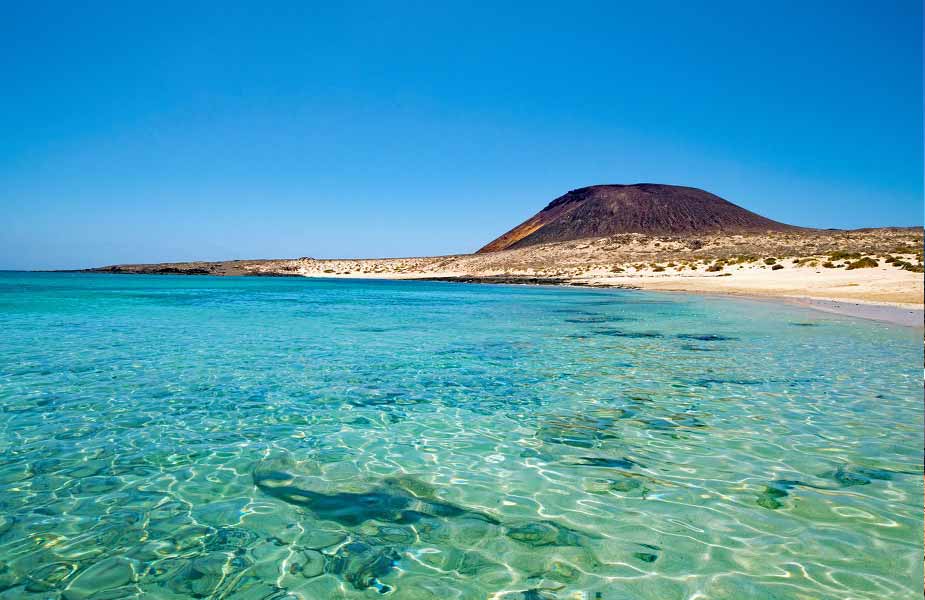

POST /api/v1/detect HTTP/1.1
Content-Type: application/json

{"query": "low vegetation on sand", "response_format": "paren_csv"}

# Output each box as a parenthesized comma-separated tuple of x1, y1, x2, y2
(845, 257, 878, 270)
(88, 228, 924, 295)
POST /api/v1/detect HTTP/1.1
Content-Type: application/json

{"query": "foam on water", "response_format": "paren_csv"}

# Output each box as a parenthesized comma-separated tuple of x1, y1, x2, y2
(0, 272, 921, 599)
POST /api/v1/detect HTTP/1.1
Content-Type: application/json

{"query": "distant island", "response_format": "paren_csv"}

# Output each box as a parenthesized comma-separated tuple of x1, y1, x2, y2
(81, 183, 924, 312)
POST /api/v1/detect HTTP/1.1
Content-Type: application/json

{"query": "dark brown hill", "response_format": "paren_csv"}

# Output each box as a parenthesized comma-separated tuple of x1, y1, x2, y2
(478, 184, 800, 253)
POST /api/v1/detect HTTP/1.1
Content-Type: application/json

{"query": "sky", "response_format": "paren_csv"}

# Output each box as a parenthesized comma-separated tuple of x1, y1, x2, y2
(1, 1, 922, 270)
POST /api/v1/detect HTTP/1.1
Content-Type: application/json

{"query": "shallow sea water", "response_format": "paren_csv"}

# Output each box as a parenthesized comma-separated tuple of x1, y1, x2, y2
(0, 272, 921, 599)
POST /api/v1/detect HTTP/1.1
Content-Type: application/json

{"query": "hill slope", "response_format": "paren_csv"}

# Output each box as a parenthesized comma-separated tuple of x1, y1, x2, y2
(478, 184, 799, 252)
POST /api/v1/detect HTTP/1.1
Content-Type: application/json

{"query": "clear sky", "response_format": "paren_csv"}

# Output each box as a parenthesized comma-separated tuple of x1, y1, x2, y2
(2, 1, 922, 270)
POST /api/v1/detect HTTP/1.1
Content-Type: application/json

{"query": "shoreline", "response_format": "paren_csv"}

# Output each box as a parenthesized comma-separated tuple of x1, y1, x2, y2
(68, 228, 923, 323)
(645, 287, 924, 328)
(63, 268, 923, 328)
(783, 296, 923, 328)
(417, 276, 924, 328)
(294, 268, 923, 327)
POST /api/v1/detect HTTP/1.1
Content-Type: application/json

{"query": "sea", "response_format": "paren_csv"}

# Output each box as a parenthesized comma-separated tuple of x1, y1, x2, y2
(0, 272, 921, 599)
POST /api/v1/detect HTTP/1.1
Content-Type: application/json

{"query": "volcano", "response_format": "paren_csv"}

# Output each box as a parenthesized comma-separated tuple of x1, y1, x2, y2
(478, 184, 799, 253)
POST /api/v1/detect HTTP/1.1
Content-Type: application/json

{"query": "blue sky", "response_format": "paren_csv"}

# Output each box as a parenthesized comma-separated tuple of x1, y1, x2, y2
(2, 1, 922, 270)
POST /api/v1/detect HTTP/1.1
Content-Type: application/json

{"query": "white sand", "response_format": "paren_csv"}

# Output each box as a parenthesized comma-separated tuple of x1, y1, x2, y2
(573, 263, 923, 309)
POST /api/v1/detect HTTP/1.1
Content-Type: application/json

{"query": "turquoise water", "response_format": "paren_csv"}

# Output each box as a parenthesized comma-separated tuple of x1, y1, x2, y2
(0, 272, 921, 600)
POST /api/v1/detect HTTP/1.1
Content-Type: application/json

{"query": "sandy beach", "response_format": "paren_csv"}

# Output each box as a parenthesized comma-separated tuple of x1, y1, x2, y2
(294, 261, 923, 326)
(568, 265, 924, 326)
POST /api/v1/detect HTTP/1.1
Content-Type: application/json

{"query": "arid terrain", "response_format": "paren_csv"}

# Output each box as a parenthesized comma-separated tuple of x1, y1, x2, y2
(87, 227, 924, 310)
